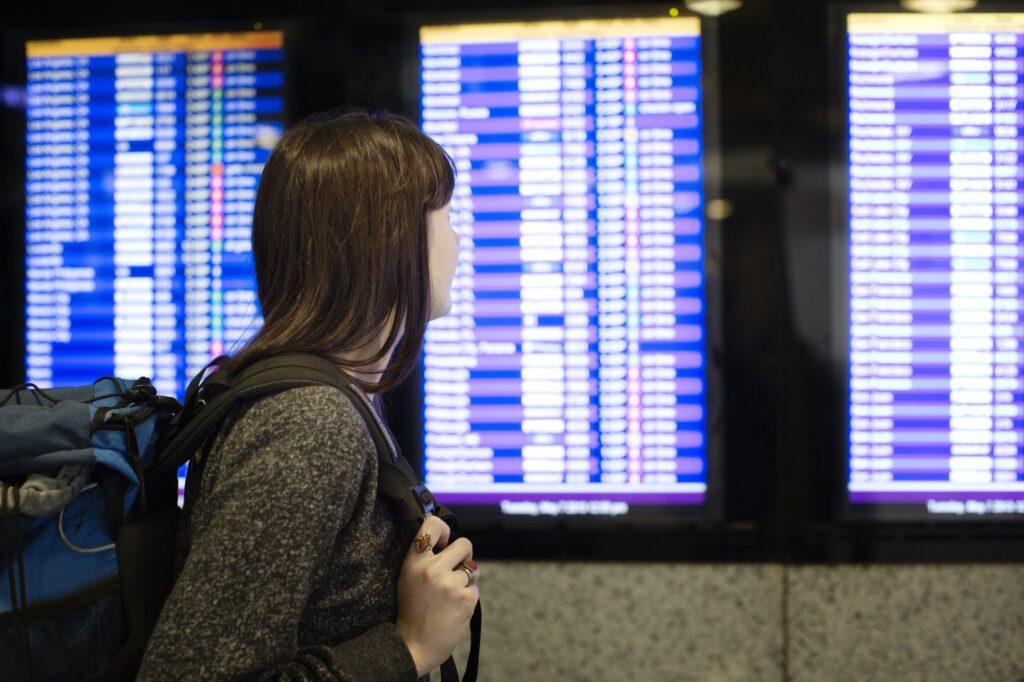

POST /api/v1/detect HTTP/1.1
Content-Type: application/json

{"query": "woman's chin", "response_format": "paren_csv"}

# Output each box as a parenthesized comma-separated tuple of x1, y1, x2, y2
(428, 298, 453, 322)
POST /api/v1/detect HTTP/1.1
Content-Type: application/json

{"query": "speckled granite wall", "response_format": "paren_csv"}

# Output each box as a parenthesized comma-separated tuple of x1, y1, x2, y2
(440, 562, 785, 681)
(788, 565, 1024, 682)
(435, 563, 1024, 682)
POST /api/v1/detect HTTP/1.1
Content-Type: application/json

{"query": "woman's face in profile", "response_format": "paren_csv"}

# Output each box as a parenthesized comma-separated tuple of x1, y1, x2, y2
(427, 203, 459, 321)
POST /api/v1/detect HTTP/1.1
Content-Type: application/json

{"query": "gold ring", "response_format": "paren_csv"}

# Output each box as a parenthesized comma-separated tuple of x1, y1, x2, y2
(415, 532, 432, 554)
(459, 564, 476, 587)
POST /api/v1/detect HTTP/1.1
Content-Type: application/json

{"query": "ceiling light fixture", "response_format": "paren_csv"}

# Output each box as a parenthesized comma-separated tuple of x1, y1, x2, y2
(900, 0, 977, 12)
(684, 0, 743, 18)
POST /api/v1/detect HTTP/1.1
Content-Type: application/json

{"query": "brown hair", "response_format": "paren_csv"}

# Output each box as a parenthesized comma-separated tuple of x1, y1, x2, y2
(231, 110, 455, 393)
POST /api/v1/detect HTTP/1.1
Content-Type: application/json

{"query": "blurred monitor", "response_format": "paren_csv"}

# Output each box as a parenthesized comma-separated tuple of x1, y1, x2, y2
(24, 30, 285, 397)
(24, 30, 284, 502)
(843, 12, 1024, 518)
(419, 16, 716, 521)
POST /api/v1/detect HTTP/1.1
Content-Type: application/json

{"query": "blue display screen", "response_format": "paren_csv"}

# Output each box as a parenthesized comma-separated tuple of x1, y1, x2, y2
(419, 18, 709, 515)
(24, 32, 284, 504)
(846, 13, 1024, 516)
(24, 32, 284, 397)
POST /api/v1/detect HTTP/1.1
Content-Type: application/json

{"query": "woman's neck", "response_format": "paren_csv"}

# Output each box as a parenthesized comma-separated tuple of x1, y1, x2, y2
(339, 350, 394, 392)
(336, 323, 400, 394)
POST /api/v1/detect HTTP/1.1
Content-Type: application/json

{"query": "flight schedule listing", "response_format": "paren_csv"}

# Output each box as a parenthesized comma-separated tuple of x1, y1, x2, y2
(847, 14, 1024, 515)
(24, 31, 284, 398)
(420, 17, 708, 514)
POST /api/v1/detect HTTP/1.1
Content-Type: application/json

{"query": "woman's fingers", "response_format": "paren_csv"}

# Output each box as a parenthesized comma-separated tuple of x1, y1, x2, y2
(457, 563, 480, 588)
(407, 517, 480, 594)
(408, 515, 451, 562)
(434, 537, 473, 571)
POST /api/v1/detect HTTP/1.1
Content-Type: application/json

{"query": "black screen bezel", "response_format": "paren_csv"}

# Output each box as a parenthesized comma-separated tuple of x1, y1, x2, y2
(405, 6, 726, 532)
(830, 3, 1024, 523)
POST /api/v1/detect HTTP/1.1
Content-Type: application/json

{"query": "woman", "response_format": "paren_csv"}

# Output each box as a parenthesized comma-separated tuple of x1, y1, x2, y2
(138, 111, 478, 680)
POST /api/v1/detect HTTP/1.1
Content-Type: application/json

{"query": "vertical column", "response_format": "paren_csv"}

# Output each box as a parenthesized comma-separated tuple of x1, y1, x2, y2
(991, 31, 1022, 485)
(622, 37, 643, 485)
(152, 51, 181, 395)
(183, 50, 212, 378)
(560, 36, 594, 485)
(112, 52, 157, 382)
(70, 56, 92, 380)
(451, 55, 481, 487)
(24, 53, 81, 385)
(219, 45, 280, 362)
(594, 35, 628, 485)
(420, 38, 479, 489)
(637, 31, 704, 485)
(848, 27, 915, 488)
(209, 50, 225, 360)
(518, 36, 567, 485)
(948, 31, 996, 487)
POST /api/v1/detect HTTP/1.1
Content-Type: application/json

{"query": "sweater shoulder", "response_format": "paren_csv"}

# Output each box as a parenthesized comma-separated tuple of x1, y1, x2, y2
(208, 384, 376, 476)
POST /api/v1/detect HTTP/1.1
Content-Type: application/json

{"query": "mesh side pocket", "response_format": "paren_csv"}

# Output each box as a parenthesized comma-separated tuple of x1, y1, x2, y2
(0, 586, 127, 681)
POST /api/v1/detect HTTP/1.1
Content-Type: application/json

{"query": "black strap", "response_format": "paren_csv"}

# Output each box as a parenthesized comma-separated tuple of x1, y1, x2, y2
(155, 353, 481, 681)
(438, 601, 481, 682)
(433, 505, 480, 682)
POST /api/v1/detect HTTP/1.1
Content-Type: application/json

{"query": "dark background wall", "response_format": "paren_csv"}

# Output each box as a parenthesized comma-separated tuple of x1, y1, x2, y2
(4, 0, 1024, 557)
(1, 0, 790, 560)
(2, 2, 1024, 676)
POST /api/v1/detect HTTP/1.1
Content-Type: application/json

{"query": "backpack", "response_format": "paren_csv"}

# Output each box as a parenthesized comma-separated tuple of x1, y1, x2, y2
(0, 353, 481, 681)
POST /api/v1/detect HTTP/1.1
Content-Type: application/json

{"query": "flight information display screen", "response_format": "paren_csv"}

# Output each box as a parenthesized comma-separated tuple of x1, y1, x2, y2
(845, 13, 1024, 517)
(419, 17, 711, 517)
(24, 31, 284, 398)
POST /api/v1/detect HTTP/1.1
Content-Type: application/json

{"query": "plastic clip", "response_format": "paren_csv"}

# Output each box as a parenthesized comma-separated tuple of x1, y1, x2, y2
(412, 483, 436, 517)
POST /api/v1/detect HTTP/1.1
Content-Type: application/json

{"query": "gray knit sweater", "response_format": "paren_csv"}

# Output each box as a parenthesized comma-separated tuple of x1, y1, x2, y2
(137, 385, 419, 680)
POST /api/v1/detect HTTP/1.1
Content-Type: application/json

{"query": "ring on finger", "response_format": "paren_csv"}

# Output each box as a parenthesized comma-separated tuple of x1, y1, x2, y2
(458, 564, 476, 587)
(415, 532, 432, 554)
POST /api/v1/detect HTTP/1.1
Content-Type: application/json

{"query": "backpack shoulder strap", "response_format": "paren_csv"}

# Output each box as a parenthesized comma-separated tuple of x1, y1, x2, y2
(153, 353, 480, 682)
(236, 356, 482, 682)
(154, 354, 338, 473)
(154, 353, 437, 523)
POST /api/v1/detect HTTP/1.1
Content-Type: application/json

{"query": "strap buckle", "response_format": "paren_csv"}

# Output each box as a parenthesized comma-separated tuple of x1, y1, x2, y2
(412, 483, 437, 517)
(123, 378, 156, 404)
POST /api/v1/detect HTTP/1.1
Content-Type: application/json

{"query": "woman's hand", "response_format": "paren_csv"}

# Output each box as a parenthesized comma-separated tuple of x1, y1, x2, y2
(395, 515, 480, 677)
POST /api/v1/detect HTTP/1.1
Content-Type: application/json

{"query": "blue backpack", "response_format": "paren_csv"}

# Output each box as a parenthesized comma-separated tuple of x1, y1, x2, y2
(0, 354, 480, 682)
(0, 377, 181, 680)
